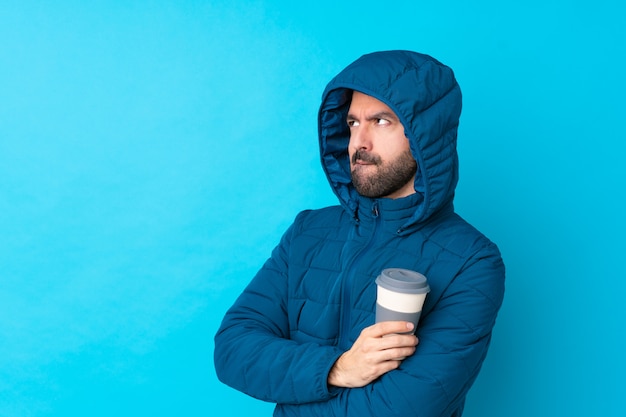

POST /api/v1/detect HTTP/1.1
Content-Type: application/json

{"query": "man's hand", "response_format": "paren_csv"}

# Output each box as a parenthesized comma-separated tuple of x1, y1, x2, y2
(327, 321, 418, 388)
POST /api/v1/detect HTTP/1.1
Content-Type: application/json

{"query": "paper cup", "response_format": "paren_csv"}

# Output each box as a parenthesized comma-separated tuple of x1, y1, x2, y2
(375, 268, 430, 333)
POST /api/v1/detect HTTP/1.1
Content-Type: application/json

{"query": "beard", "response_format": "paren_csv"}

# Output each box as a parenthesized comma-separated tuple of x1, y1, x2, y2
(350, 149, 417, 198)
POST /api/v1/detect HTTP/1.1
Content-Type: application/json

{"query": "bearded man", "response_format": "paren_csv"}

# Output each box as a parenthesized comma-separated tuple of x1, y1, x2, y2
(215, 50, 505, 417)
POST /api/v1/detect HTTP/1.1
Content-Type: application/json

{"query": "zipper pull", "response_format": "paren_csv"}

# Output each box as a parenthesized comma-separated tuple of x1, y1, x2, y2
(372, 202, 379, 217)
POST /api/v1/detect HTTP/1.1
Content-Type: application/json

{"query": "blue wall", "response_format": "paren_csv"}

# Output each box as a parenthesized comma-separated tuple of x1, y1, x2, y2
(1, 1, 624, 416)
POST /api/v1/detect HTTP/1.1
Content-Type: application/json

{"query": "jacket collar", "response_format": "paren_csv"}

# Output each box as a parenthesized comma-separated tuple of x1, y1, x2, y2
(355, 193, 454, 236)
(356, 193, 421, 232)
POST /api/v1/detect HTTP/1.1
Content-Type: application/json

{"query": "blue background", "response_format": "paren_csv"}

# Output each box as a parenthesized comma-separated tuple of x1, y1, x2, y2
(1, 1, 624, 416)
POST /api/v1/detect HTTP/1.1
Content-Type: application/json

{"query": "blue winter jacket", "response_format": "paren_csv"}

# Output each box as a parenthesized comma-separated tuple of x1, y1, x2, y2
(214, 50, 505, 417)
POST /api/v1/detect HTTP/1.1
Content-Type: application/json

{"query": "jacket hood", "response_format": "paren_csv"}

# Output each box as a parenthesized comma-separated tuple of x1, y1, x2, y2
(318, 50, 462, 230)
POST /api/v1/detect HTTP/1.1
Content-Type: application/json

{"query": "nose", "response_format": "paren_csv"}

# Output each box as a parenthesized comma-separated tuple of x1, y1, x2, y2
(349, 125, 371, 152)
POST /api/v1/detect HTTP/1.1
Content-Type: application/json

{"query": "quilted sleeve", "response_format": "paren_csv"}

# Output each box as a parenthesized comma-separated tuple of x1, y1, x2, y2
(274, 243, 505, 417)
(213, 215, 344, 404)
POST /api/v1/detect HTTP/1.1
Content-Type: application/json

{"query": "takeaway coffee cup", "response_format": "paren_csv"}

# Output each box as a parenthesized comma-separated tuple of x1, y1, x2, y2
(375, 268, 430, 333)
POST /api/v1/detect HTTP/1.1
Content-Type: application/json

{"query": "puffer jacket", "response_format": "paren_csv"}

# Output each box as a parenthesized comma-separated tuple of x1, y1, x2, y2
(214, 50, 505, 417)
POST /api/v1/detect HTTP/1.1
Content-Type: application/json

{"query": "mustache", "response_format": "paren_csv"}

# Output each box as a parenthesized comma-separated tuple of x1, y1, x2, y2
(352, 150, 382, 165)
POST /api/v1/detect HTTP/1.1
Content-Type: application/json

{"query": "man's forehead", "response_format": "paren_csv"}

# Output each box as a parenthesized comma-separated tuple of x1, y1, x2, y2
(347, 91, 399, 119)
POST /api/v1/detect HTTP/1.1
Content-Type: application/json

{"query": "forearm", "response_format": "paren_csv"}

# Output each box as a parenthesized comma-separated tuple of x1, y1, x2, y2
(276, 366, 458, 417)
(214, 248, 344, 404)
(215, 322, 343, 404)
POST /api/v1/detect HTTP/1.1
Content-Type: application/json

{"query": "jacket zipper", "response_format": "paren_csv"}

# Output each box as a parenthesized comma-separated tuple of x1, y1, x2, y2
(339, 201, 381, 349)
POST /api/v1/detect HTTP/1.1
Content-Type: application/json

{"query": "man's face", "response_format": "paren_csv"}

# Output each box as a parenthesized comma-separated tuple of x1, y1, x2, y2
(347, 91, 417, 199)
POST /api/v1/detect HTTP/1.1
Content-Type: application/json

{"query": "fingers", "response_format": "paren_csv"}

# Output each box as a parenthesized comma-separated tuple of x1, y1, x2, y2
(356, 324, 418, 361)
(363, 321, 415, 338)
(378, 332, 418, 350)
(357, 322, 419, 355)
(381, 345, 417, 362)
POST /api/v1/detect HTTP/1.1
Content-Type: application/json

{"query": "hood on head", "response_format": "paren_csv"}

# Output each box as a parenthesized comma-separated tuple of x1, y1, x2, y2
(318, 50, 462, 228)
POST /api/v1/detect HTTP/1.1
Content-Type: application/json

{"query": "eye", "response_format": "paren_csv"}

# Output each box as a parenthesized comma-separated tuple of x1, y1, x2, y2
(376, 118, 390, 126)
(347, 119, 359, 127)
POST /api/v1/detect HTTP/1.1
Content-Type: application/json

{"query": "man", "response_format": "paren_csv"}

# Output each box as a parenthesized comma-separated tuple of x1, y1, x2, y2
(214, 50, 505, 417)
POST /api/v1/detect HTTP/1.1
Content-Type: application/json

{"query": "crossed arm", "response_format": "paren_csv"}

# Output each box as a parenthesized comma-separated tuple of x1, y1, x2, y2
(215, 264, 502, 417)
(214, 224, 505, 416)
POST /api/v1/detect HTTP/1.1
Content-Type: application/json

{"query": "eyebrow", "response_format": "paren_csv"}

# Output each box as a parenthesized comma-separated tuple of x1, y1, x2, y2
(346, 111, 399, 122)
